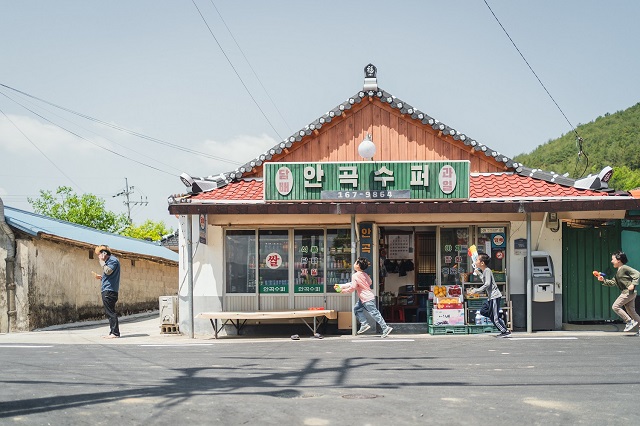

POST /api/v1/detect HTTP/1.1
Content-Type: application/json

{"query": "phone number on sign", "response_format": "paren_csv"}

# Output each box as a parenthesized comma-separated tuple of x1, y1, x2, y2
(321, 190, 410, 200)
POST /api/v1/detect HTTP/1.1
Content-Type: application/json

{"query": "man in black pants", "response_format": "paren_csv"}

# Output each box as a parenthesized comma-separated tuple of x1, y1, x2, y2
(93, 245, 121, 338)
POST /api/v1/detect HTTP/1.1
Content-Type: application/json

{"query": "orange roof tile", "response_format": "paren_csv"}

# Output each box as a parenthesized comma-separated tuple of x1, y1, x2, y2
(190, 174, 607, 203)
(470, 174, 604, 198)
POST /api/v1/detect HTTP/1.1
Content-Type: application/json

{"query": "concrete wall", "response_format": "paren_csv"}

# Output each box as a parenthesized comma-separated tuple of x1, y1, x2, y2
(2, 237, 177, 331)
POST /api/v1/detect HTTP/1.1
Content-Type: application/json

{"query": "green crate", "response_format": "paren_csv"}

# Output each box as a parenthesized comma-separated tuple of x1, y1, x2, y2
(467, 325, 499, 334)
(466, 299, 486, 309)
(466, 298, 506, 309)
(428, 325, 468, 335)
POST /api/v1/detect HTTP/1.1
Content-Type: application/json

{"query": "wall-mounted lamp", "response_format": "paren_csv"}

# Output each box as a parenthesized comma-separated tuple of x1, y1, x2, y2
(358, 133, 376, 160)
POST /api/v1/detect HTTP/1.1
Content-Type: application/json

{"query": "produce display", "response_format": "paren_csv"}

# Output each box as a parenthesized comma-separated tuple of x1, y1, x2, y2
(433, 286, 447, 298)
(436, 297, 464, 309)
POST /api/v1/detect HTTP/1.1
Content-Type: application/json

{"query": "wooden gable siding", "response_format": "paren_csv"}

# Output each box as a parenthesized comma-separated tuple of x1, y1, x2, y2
(245, 99, 506, 177)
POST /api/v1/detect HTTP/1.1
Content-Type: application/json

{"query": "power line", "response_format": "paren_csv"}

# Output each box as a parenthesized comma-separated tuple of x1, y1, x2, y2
(209, 0, 293, 134)
(483, 0, 588, 176)
(0, 83, 243, 166)
(0, 91, 175, 177)
(191, 0, 284, 140)
(0, 87, 185, 174)
(483, 0, 578, 136)
(0, 106, 84, 191)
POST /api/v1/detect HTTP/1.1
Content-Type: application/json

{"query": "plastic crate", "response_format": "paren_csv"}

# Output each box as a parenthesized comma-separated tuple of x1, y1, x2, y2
(429, 325, 468, 335)
(467, 325, 498, 334)
(466, 299, 486, 310)
(466, 298, 507, 309)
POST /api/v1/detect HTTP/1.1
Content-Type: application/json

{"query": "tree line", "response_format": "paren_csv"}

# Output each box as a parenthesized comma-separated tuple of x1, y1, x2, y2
(513, 102, 640, 191)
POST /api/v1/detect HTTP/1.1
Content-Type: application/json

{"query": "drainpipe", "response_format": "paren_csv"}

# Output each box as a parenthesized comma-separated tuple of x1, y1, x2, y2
(186, 214, 194, 339)
(351, 214, 357, 336)
(0, 197, 17, 333)
(526, 212, 533, 334)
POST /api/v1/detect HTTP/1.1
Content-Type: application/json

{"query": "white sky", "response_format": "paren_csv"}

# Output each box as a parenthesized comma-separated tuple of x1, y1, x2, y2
(1, 1, 639, 226)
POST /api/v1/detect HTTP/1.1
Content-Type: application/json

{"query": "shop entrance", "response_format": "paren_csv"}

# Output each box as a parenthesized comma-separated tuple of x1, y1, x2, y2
(379, 227, 436, 323)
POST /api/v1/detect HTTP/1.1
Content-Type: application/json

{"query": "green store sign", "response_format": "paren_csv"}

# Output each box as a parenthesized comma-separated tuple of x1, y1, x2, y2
(264, 161, 469, 202)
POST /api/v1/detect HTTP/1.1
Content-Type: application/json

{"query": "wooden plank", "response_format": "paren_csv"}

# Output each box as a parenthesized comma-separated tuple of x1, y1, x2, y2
(197, 310, 337, 320)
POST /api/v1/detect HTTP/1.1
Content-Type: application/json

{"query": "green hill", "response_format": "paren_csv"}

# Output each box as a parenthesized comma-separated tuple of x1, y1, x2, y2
(513, 102, 640, 190)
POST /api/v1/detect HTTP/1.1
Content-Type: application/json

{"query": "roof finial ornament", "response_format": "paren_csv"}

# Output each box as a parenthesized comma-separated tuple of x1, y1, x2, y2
(363, 63, 378, 91)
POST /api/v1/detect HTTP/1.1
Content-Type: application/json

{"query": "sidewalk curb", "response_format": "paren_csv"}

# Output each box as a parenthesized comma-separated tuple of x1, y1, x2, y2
(34, 311, 159, 332)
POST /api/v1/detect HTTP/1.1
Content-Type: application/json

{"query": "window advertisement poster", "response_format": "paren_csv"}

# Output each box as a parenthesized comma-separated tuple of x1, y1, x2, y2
(358, 222, 374, 280)
(294, 230, 324, 293)
(388, 234, 413, 259)
(199, 214, 207, 244)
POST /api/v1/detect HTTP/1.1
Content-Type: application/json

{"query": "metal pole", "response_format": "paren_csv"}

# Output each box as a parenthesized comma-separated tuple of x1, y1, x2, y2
(186, 215, 194, 338)
(526, 212, 533, 334)
(351, 214, 357, 336)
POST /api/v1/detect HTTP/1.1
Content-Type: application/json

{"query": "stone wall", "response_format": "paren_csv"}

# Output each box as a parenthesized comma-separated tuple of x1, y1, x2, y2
(13, 238, 177, 330)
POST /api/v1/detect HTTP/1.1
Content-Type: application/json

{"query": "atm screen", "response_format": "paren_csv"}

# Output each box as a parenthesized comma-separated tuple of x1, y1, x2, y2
(533, 257, 549, 267)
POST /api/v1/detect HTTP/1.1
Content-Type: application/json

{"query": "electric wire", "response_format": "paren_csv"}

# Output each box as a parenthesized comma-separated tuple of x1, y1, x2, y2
(0, 105, 84, 192)
(191, 0, 284, 141)
(0, 88, 185, 174)
(209, 0, 293, 134)
(0, 83, 243, 166)
(483, 0, 589, 177)
(0, 91, 176, 177)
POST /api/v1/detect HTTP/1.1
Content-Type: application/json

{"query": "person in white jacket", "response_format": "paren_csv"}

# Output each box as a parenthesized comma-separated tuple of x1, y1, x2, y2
(467, 253, 510, 338)
(335, 257, 393, 337)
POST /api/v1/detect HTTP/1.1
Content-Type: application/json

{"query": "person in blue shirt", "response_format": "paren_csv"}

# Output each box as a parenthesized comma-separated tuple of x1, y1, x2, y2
(93, 245, 121, 338)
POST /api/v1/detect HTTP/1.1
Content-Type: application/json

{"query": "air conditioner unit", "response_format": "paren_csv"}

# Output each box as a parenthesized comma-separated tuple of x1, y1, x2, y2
(159, 296, 178, 325)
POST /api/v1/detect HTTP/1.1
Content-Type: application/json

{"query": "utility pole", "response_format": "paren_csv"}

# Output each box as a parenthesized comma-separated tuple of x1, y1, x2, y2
(113, 178, 148, 223)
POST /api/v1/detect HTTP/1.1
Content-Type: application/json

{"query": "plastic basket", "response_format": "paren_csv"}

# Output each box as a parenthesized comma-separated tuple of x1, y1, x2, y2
(466, 299, 486, 309)
(467, 325, 499, 334)
(428, 325, 468, 335)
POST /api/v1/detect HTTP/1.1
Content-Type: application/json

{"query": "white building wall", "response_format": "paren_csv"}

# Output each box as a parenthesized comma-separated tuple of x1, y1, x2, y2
(178, 215, 225, 336)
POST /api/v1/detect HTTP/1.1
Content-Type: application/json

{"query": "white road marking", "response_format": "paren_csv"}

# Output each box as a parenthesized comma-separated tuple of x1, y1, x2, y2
(139, 344, 214, 347)
(351, 339, 415, 342)
(0, 345, 54, 348)
(509, 337, 578, 340)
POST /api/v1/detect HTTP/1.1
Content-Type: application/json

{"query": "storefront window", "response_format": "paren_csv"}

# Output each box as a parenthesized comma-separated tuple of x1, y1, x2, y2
(294, 230, 324, 293)
(258, 230, 289, 294)
(477, 227, 507, 281)
(440, 227, 469, 285)
(225, 230, 256, 294)
(327, 229, 351, 291)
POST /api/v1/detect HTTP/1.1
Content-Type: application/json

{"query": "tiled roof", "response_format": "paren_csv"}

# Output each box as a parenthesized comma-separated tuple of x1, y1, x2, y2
(215, 87, 523, 183)
(189, 173, 606, 203)
(182, 65, 613, 198)
(470, 174, 604, 199)
(189, 179, 263, 202)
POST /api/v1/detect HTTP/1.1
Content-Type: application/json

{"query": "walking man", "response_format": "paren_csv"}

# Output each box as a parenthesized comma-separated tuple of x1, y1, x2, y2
(93, 245, 121, 338)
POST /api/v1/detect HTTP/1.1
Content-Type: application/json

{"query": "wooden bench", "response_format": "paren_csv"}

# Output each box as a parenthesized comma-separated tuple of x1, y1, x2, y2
(196, 309, 338, 338)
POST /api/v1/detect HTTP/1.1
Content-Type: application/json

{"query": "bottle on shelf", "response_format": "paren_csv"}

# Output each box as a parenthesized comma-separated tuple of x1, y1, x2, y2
(475, 311, 482, 325)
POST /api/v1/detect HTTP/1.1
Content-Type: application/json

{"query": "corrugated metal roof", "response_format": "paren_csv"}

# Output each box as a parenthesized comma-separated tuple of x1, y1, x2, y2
(3, 206, 178, 263)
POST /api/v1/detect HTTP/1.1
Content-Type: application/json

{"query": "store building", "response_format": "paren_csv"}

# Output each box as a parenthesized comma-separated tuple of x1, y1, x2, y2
(168, 65, 639, 337)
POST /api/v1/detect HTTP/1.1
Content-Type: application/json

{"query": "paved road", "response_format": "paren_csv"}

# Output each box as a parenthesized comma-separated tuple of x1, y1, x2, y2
(1, 317, 639, 425)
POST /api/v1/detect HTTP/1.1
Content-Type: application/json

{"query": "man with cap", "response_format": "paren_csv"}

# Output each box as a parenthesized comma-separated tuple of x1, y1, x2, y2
(93, 245, 121, 338)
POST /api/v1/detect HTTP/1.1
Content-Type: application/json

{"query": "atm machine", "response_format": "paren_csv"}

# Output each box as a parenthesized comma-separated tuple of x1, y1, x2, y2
(525, 251, 555, 331)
